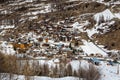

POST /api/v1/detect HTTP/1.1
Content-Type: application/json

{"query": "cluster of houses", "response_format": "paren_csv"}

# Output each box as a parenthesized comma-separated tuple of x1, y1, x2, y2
(0, 16, 110, 60)
(2, 19, 84, 59)
(0, 16, 113, 63)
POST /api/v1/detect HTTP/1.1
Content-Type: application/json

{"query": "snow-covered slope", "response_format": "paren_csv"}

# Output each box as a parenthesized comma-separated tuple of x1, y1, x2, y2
(0, 0, 120, 80)
(0, 74, 80, 80)
(94, 9, 115, 24)
(80, 40, 107, 57)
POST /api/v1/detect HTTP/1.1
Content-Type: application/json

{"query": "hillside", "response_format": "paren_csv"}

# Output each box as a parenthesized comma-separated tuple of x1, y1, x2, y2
(0, 0, 120, 80)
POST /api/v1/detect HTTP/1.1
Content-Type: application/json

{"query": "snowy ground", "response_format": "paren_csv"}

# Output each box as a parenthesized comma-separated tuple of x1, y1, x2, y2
(1, 60, 120, 80)
(99, 62, 120, 80)
(0, 41, 15, 55)
(0, 0, 120, 80)
(80, 40, 107, 57)
(0, 74, 80, 80)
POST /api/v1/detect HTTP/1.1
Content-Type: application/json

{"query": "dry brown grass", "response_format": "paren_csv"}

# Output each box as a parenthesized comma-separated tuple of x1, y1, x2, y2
(0, 53, 101, 80)
(0, 53, 18, 73)
(112, 4, 120, 13)
(93, 19, 120, 50)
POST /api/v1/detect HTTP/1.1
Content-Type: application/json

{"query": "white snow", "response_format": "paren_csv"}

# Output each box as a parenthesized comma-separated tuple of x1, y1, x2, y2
(86, 20, 115, 37)
(0, 30, 6, 36)
(114, 13, 120, 19)
(21, 32, 39, 43)
(113, 1, 120, 5)
(0, 41, 15, 55)
(53, 59, 60, 63)
(72, 21, 90, 32)
(80, 40, 107, 57)
(0, 25, 15, 29)
(54, 41, 70, 46)
(99, 62, 120, 80)
(26, 0, 33, 2)
(0, 74, 80, 80)
(94, 9, 115, 24)
(0, 10, 12, 14)
(86, 28, 98, 37)
(29, 16, 38, 20)
(1, 60, 120, 80)
(70, 60, 90, 71)
(25, 4, 52, 15)
(38, 59, 57, 68)
(69, 0, 79, 2)
(34, 76, 80, 80)
(72, 22, 81, 28)
(94, 9, 120, 24)
(70, 60, 120, 80)
(82, 9, 120, 37)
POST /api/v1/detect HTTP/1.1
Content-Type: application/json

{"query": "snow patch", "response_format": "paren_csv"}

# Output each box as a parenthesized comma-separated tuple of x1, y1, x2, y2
(80, 40, 107, 57)
(0, 41, 15, 55)
(94, 9, 115, 24)
(0, 25, 15, 29)
(114, 13, 120, 19)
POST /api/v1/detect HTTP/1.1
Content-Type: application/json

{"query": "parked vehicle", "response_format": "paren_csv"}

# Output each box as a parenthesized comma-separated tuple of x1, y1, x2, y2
(89, 58, 100, 65)
(108, 60, 114, 66)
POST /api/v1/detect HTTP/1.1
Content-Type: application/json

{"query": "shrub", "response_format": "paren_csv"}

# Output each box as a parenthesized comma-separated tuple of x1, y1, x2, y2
(0, 53, 6, 73)
(78, 64, 101, 80)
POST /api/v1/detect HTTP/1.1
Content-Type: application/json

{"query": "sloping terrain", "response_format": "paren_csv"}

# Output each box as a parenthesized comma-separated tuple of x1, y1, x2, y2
(0, 0, 120, 61)
(0, 0, 120, 80)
